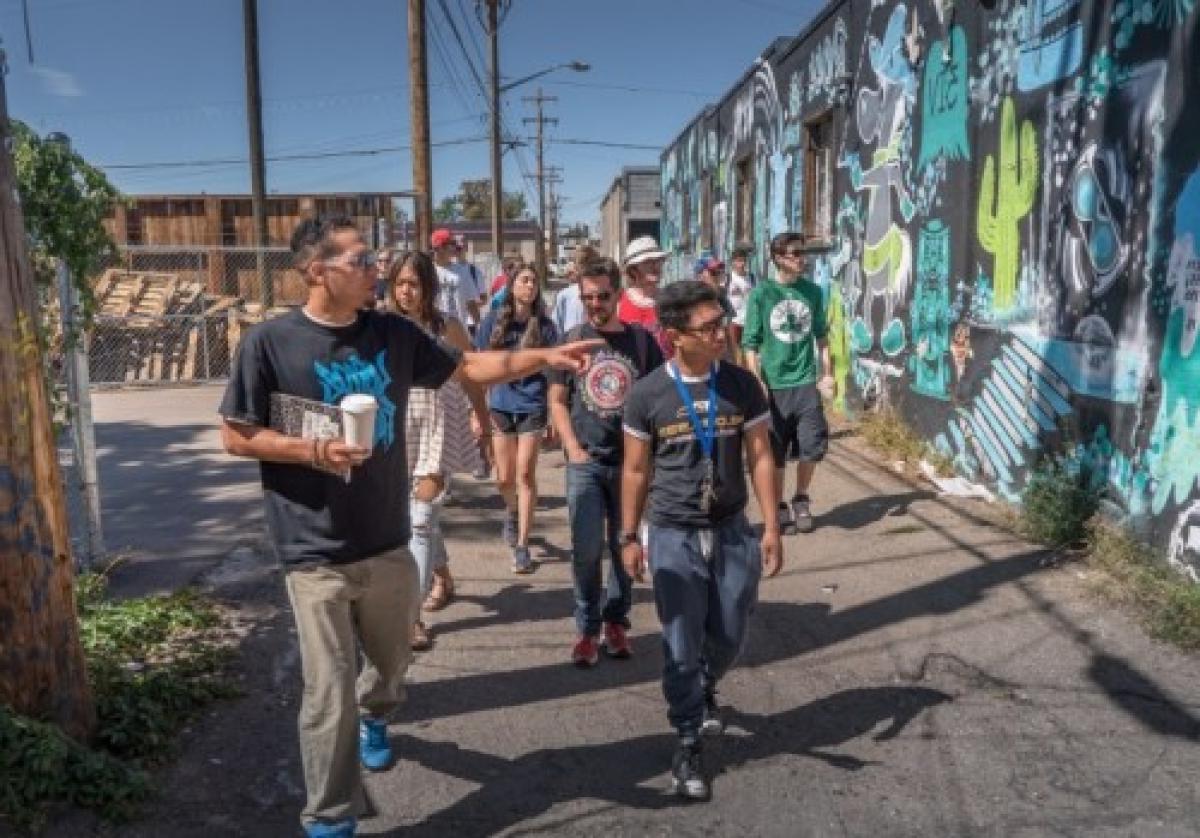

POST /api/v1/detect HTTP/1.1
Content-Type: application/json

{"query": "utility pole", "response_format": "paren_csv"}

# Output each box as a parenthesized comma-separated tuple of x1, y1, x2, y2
(522, 88, 557, 279)
(242, 0, 271, 308)
(546, 171, 563, 267)
(484, 0, 503, 260)
(0, 51, 95, 740)
(409, 0, 433, 247)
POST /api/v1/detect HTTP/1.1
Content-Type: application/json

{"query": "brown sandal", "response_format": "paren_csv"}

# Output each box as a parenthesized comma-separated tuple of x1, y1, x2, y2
(410, 621, 432, 651)
(422, 569, 454, 612)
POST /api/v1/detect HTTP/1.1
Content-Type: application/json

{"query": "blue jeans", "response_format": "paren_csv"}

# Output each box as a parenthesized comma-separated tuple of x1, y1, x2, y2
(648, 514, 762, 736)
(408, 491, 448, 598)
(566, 460, 631, 636)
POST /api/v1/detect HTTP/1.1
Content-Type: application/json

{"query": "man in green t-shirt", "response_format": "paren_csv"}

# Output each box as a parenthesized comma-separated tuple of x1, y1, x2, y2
(742, 231, 836, 534)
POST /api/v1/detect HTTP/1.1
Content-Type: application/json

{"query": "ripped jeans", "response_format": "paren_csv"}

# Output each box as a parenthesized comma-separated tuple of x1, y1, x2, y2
(408, 484, 449, 598)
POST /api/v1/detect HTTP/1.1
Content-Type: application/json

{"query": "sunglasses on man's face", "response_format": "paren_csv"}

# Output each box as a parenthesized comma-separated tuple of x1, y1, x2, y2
(330, 250, 378, 270)
(580, 291, 614, 302)
(782, 248, 806, 258)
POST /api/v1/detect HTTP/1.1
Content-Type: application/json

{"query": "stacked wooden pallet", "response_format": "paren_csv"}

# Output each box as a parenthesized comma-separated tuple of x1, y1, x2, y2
(90, 270, 226, 384)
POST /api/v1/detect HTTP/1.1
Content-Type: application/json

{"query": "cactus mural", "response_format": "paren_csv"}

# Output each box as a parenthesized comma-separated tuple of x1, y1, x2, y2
(977, 96, 1038, 315)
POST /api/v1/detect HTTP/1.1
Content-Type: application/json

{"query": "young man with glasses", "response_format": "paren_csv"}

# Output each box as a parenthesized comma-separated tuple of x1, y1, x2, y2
(620, 280, 782, 800)
(219, 216, 600, 838)
(742, 231, 836, 535)
(548, 257, 664, 667)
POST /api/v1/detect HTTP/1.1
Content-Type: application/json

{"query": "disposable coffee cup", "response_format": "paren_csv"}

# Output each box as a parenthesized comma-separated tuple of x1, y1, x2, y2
(340, 394, 378, 452)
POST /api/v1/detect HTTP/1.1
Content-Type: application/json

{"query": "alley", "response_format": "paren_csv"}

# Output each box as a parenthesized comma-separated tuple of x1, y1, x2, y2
(71, 386, 1200, 837)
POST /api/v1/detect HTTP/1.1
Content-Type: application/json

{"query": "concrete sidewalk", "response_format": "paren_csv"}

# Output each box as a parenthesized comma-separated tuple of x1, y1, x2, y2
(88, 385, 262, 597)
(67, 401, 1200, 837)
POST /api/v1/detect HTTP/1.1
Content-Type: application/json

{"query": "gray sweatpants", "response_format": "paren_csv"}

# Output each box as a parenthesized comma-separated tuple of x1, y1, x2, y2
(647, 514, 763, 736)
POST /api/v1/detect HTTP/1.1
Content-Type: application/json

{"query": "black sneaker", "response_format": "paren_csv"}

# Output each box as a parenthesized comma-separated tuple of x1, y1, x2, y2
(671, 737, 710, 801)
(700, 689, 724, 736)
(791, 494, 814, 533)
(778, 501, 797, 536)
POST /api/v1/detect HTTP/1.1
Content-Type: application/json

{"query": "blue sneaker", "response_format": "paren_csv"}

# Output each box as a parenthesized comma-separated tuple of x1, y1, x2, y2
(303, 818, 356, 838)
(358, 717, 392, 771)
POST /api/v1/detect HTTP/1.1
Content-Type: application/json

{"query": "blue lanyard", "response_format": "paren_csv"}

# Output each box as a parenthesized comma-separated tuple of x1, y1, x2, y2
(668, 362, 719, 460)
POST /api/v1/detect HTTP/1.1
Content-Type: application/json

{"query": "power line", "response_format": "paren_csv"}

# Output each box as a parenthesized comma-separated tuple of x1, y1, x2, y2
(546, 79, 716, 98)
(99, 136, 489, 170)
(546, 138, 662, 151)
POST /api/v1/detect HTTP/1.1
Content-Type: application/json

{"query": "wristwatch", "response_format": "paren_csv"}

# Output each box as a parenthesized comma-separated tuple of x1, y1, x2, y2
(618, 531, 640, 546)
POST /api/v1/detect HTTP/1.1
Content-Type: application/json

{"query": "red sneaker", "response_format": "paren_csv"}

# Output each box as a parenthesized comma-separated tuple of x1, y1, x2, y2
(571, 635, 599, 667)
(602, 622, 632, 659)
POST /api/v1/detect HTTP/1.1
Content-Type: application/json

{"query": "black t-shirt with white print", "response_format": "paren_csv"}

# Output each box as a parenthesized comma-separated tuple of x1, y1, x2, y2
(622, 360, 769, 529)
(550, 322, 664, 466)
(219, 308, 461, 566)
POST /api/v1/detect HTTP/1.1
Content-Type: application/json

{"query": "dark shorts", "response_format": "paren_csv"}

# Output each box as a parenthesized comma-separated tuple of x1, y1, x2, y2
(490, 409, 548, 437)
(768, 383, 828, 466)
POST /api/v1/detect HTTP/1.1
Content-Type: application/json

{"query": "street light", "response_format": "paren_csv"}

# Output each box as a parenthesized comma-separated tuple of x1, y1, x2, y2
(489, 58, 589, 261)
(499, 60, 590, 94)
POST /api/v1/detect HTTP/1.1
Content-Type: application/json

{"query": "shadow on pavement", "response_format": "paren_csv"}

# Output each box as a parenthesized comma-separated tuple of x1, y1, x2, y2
(817, 489, 937, 531)
(407, 551, 1046, 726)
(385, 686, 951, 836)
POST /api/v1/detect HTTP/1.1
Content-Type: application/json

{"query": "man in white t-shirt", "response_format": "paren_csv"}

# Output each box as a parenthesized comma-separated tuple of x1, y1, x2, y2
(430, 228, 475, 325)
(449, 234, 485, 332)
(727, 244, 756, 345)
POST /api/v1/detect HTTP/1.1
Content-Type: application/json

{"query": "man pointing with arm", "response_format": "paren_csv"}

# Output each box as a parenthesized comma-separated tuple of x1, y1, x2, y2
(219, 216, 598, 838)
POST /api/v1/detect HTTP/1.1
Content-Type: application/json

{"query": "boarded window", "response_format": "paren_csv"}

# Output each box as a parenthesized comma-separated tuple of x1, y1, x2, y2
(735, 157, 753, 244)
(802, 112, 834, 242)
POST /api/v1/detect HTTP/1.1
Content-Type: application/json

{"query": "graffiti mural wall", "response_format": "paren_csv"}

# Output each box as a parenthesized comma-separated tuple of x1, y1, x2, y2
(660, 0, 1200, 559)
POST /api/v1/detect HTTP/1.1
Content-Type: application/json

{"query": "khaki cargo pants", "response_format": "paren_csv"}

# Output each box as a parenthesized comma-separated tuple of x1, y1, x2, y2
(284, 547, 419, 825)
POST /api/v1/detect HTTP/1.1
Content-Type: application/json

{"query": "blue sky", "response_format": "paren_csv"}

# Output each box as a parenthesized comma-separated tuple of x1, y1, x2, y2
(2, 0, 825, 229)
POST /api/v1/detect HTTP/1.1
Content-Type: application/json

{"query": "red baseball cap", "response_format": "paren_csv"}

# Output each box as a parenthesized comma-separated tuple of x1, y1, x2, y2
(430, 228, 453, 248)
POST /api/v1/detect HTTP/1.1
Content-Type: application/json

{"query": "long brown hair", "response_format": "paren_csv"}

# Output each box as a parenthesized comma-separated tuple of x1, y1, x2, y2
(385, 250, 445, 335)
(489, 266, 548, 349)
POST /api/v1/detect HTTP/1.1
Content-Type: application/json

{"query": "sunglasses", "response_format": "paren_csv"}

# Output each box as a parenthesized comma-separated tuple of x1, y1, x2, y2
(580, 291, 614, 302)
(681, 314, 729, 338)
(781, 248, 806, 258)
(330, 250, 378, 270)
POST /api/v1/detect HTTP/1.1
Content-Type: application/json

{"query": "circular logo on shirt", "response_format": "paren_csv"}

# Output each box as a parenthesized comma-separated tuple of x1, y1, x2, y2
(769, 298, 812, 344)
(581, 352, 637, 417)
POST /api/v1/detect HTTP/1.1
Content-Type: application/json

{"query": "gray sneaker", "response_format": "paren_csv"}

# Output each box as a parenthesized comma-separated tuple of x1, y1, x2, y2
(778, 501, 797, 536)
(511, 545, 535, 575)
(502, 511, 518, 547)
(791, 495, 814, 533)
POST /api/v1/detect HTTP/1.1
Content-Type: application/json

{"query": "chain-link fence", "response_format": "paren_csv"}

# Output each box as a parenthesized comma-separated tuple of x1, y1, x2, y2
(87, 246, 300, 388)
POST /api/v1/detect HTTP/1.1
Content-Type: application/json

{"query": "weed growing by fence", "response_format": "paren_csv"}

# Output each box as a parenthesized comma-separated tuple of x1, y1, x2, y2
(858, 409, 956, 477)
(1019, 459, 1100, 547)
(1086, 522, 1200, 650)
(0, 576, 238, 832)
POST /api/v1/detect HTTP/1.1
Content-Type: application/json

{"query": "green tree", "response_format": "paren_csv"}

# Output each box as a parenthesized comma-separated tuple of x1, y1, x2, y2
(12, 122, 120, 319)
(433, 195, 462, 223)
(455, 179, 527, 221)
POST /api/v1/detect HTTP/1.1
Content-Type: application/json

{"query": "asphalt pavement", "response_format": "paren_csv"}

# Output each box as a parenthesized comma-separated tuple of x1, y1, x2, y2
(68, 385, 1200, 837)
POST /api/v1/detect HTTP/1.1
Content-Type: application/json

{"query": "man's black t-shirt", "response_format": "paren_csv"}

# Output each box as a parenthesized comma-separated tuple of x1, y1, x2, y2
(550, 322, 664, 466)
(219, 308, 461, 566)
(622, 361, 769, 529)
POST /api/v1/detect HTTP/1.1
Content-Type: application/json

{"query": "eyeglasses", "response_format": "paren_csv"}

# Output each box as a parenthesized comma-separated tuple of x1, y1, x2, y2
(329, 250, 378, 270)
(781, 248, 806, 258)
(580, 291, 613, 302)
(680, 314, 729, 338)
